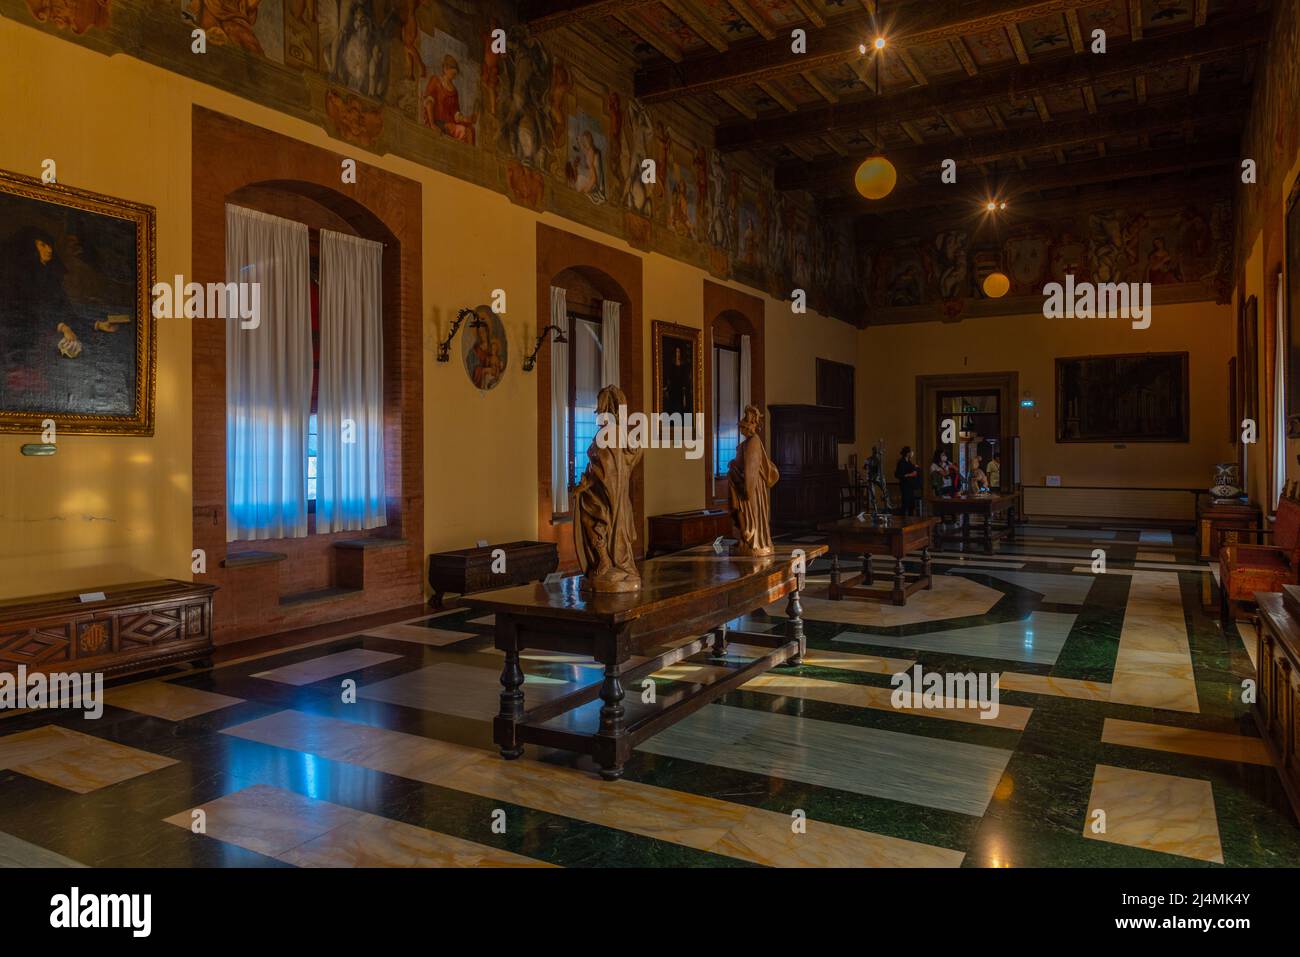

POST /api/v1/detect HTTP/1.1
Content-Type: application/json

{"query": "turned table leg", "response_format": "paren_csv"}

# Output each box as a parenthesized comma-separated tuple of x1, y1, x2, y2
(922, 546, 934, 589)
(597, 660, 626, 780)
(863, 552, 874, 586)
(712, 622, 729, 657)
(829, 553, 842, 600)
(893, 557, 907, 606)
(784, 587, 806, 667)
(498, 647, 525, 760)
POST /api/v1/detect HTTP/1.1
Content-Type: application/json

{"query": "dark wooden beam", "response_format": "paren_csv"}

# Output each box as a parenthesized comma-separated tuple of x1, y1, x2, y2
(638, 0, 1110, 102)
(775, 88, 1247, 191)
(716, 12, 1267, 150)
(523, 0, 661, 34)
(854, 166, 1233, 243)
(848, 140, 1237, 216)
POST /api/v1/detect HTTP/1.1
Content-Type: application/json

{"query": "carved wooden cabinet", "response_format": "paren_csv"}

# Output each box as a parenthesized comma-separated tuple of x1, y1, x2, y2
(1197, 498, 1260, 560)
(1255, 590, 1300, 819)
(0, 580, 218, 677)
(768, 404, 842, 530)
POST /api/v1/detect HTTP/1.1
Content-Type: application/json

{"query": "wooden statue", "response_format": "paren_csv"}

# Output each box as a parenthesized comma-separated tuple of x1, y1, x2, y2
(728, 404, 780, 556)
(573, 384, 643, 592)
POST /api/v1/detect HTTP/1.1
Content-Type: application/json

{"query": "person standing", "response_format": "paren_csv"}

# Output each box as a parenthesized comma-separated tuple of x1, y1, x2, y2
(895, 446, 922, 516)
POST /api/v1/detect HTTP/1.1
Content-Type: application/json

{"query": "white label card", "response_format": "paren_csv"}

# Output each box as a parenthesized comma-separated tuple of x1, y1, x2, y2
(79, 592, 107, 603)
(476, 539, 490, 548)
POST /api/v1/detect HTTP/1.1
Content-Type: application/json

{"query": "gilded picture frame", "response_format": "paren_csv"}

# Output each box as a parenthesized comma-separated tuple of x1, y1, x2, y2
(651, 320, 703, 418)
(0, 168, 156, 436)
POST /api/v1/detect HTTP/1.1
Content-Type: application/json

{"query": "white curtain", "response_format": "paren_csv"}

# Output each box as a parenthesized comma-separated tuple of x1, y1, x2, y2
(1275, 272, 1288, 509)
(225, 204, 312, 542)
(739, 334, 752, 411)
(549, 286, 570, 514)
(601, 299, 621, 387)
(317, 229, 387, 533)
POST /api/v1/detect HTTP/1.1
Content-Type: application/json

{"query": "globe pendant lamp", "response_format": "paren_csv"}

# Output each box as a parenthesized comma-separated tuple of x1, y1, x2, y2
(855, 34, 896, 201)
(856, 156, 897, 200)
(981, 271, 1010, 299)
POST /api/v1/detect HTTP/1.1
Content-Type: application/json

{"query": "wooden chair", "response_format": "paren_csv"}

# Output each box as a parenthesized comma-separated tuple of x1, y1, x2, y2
(839, 467, 859, 517)
(1219, 482, 1300, 623)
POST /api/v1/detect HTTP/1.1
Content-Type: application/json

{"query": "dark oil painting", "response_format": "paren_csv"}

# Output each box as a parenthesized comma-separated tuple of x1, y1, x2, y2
(0, 170, 155, 434)
(1056, 352, 1189, 443)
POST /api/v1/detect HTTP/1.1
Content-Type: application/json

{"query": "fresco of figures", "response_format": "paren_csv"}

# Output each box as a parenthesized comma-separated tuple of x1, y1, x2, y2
(862, 197, 1233, 312)
(11, 0, 862, 321)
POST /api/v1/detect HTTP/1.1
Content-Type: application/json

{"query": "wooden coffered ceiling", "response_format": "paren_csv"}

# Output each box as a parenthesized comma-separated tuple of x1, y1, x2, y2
(522, 0, 1268, 230)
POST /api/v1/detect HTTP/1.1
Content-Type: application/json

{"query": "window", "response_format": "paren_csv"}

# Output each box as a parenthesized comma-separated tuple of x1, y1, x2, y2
(307, 412, 319, 503)
(568, 314, 604, 491)
(713, 345, 740, 477)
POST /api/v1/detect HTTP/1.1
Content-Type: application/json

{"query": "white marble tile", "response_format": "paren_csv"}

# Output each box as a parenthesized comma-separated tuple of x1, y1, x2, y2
(253, 649, 403, 686)
(834, 611, 1076, 665)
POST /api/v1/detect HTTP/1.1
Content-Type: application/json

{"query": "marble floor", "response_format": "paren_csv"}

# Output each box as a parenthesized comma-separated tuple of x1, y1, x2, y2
(1, 524, 1296, 868)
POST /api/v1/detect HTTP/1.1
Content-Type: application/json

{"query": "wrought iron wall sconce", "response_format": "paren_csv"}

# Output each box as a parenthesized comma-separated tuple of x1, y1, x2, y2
(436, 307, 486, 363)
(522, 325, 568, 372)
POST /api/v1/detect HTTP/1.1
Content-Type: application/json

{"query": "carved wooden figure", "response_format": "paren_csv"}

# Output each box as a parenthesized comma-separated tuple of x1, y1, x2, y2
(573, 384, 643, 592)
(728, 404, 780, 556)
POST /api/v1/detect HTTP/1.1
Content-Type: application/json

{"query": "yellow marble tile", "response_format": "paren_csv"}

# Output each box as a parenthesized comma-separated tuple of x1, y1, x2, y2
(104, 681, 244, 720)
(995, 671, 1110, 701)
(766, 575, 1002, 628)
(1237, 621, 1259, 670)
(223, 710, 963, 867)
(7, 726, 176, 793)
(0, 725, 76, 767)
(280, 813, 551, 868)
(1101, 719, 1272, 766)
(164, 783, 363, 857)
(1108, 571, 1199, 713)
(165, 784, 551, 867)
(360, 623, 476, 647)
(1083, 764, 1223, 864)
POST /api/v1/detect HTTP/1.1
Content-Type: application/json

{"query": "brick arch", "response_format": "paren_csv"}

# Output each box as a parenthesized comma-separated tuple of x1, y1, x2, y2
(535, 223, 644, 568)
(191, 107, 423, 645)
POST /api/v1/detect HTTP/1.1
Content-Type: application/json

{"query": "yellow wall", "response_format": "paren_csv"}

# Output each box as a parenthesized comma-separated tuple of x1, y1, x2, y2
(0, 20, 854, 600)
(856, 301, 1235, 491)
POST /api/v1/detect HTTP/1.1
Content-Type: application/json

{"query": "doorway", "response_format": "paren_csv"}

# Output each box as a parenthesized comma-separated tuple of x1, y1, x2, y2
(915, 372, 1019, 494)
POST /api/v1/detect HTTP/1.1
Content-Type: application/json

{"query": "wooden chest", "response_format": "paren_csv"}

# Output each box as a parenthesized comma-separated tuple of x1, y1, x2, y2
(427, 541, 559, 608)
(0, 580, 218, 678)
(647, 508, 733, 557)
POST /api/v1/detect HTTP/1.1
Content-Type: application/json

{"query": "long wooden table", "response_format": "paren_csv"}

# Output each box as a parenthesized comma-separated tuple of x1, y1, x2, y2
(926, 491, 1021, 554)
(461, 544, 825, 780)
(818, 516, 937, 605)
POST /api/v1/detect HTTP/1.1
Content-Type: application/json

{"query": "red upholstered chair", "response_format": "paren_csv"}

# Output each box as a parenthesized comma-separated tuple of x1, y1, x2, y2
(1219, 490, 1300, 623)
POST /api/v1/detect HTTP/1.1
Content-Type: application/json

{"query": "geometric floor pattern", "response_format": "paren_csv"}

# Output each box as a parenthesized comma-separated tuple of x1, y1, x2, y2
(1, 524, 1297, 867)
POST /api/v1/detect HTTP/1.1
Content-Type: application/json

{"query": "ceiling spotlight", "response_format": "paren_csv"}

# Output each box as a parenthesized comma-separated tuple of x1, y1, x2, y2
(874, 36, 887, 50)
(859, 43, 867, 54)
(999, 201, 1007, 210)
(986, 200, 997, 212)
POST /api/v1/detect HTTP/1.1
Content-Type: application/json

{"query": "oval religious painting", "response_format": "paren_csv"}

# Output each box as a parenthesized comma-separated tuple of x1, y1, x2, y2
(462, 305, 508, 391)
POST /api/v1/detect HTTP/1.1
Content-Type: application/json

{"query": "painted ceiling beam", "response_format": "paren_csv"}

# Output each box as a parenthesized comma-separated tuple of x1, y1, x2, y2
(716, 12, 1267, 151)
(636, 0, 1100, 102)
(848, 140, 1238, 217)
(523, 0, 661, 34)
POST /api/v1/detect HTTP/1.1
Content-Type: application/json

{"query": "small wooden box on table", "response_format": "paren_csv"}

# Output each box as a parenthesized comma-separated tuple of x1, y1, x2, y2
(0, 579, 218, 677)
(427, 540, 559, 608)
(461, 544, 825, 781)
(818, 516, 937, 605)
(927, 490, 1021, 554)
(1252, 587, 1300, 819)
(646, 508, 733, 557)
